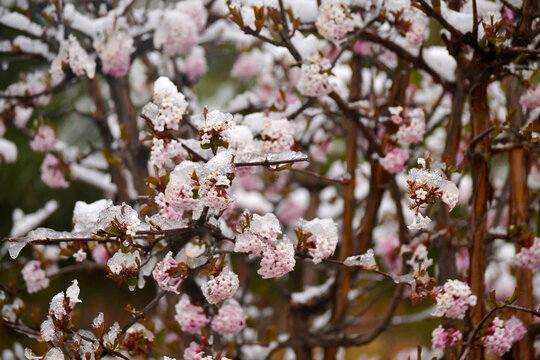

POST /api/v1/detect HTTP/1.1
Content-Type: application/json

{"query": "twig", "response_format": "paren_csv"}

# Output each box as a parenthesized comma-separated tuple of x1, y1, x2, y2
(121, 290, 167, 333)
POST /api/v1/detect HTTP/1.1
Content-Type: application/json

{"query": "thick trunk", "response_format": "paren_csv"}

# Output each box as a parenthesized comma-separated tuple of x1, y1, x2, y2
(505, 77, 534, 360)
(107, 76, 148, 195)
(88, 77, 130, 202)
(468, 81, 491, 360)
(324, 54, 361, 360)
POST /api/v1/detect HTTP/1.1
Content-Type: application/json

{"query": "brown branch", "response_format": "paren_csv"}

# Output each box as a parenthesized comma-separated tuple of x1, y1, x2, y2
(121, 290, 167, 333)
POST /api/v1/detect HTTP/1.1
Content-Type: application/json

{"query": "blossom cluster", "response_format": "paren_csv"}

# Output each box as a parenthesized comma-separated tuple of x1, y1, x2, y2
(433, 279, 477, 319)
(50, 35, 96, 80)
(315, 1, 354, 43)
(516, 237, 540, 269)
(431, 325, 462, 349)
(483, 316, 526, 356)
(235, 213, 296, 279)
(297, 218, 338, 264)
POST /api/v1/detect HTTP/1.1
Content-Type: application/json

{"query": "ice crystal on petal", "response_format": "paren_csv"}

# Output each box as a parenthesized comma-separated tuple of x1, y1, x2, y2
(92, 312, 104, 329)
(97, 201, 140, 236)
(107, 250, 141, 275)
(202, 266, 240, 304)
(344, 249, 377, 269)
(43, 348, 64, 360)
(66, 280, 81, 308)
(433, 279, 476, 319)
(407, 213, 432, 230)
(103, 322, 121, 348)
(211, 299, 247, 335)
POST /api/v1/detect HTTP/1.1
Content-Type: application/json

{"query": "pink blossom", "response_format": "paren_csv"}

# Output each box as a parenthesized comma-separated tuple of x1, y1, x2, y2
(258, 241, 296, 279)
(519, 86, 540, 109)
(91, 244, 110, 265)
(30, 125, 56, 152)
(211, 299, 247, 335)
(380, 147, 409, 174)
(202, 266, 239, 304)
(152, 252, 183, 294)
(40, 154, 69, 189)
(296, 57, 333, 97)
(396, 108, 426, 145)
(73, 249, 87, 262)
(516, 237, 540, 269)
(455, 248, 469, 276)
(433, 279, 477, 319)
(352, 40, 371, 55)
(154, 12, 198, 57)
(502, 6, 516, 23)
(260, 118, 295, 153)
(483, 317, 525, 357)
(431, 325, 448, 348)
(315, 1, 354, 43)
(94, 30, 133, 78)
(184, 342, 205, 360)
(309, 129, 332, 163)
(174, 295, 209, 334)
(22, 260, 49, 293)
(231, 53, 261, 81)
(183, 46, 208, 82)
(374, 233, 401, 272)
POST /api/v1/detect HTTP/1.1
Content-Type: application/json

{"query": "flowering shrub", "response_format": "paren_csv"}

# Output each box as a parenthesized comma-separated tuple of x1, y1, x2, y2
(0, 0, 539, 359)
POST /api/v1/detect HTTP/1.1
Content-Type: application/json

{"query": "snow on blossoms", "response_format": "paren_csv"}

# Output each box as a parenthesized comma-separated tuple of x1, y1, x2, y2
(175, 295, 209, 334)
(433, 279, 476, 320)
(315, 0, 354, 43)
(202, 266, 239, 304)
(97, 201, 141, 237)
(21, 260, 49, 293)
(145, 77, 188, 132)
(406, 159, 459, 229)
(483, 316, 526, 356)
(211, 298, 247, 335)
(93, 29, 134, 78)
(235, 213, 296, 279)
(297, 218, 338, 264)
(153, 1, 207, 57)
(515, 237, 540, 269)
(40, 280, 81, 345)
(29, 125, 56, 152)
(394, 108, 426, 145)
(50, 35, 95, 80)
(296, 57, 333, 97)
